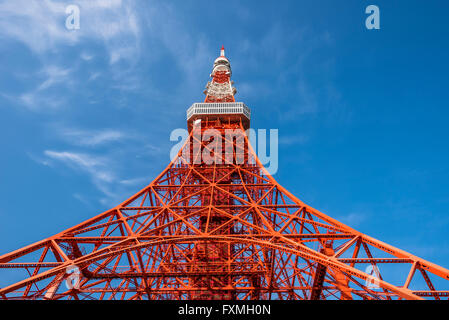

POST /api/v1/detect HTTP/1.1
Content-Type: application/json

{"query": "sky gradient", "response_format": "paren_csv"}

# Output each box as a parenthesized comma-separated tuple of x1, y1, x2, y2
(1, 0, 449, 276)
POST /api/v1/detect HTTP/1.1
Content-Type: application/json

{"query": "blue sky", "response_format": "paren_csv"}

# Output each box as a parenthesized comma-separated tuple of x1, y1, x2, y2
(0, 0, 449, 273)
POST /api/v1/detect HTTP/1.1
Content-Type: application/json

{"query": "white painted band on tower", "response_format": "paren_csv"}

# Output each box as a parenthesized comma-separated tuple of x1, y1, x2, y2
(186, 102, 251, 121)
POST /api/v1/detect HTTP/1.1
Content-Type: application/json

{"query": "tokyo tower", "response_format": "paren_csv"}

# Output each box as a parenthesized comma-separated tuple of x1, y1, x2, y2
(1, 46, 449, 300)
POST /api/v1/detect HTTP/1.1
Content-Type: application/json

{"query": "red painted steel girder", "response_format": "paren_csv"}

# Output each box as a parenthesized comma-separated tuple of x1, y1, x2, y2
(1, 47, 449, 300)
(0, 126, 448, 300)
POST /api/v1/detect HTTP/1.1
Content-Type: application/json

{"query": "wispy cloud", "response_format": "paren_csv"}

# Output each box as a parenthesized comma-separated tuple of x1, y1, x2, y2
(232, 23, 346, 123)
(44, 150, 114, 182)
(73, 192, 94, 209)
(37, 65, 73, 91)
(18, 93, 65, 111)
(42, 150, 121, 204)
(0, 0, 221, 113)
(80, 52, 94, 61)
(0, 0, 75, 53)
(39, 146, 160, 207)
(0, 0, 142, 110)
(16, 65, 74, 110)
(120, 177, 150, 186)
(7, 2, 348, 208)
(0, 0, 140, 61)
(31, 122, 164, 207)
(58, 128, 127, 147)
(88, 72, 101, 81)
(279, 133, 309, 146)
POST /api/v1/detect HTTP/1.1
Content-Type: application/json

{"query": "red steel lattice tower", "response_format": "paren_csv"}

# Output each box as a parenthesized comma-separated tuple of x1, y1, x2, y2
(1, 47, 449, 300)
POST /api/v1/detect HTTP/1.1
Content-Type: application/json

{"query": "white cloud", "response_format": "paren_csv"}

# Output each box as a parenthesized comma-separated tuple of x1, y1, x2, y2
(120, 177, 149, 186)
(0, 0, 141, 111)
(80, 52, 94, 61)
(42, 150, 122, 204)
(37, 65, 72, 91)
(15, 65, 73, 110)
(0, 0, 146, 111)
(0, 0, 226, 113)
(0, 0, 140, 63)
(279, 134, 309, 146)
(231, 24, 345, 122)
(278, 79, 319, 121)
(0, 0, 74, 53)
(44, 150, 114, 181)
(58, 128, 127, 146)
(73, 193, 93, 208)
(88, 72, 101, 81)
(18, 92, 65, 111)
(34, 124, 163, 206)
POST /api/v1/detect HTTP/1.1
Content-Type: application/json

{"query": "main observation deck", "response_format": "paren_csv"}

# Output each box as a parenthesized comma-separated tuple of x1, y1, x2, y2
(186, 102, 251, 131)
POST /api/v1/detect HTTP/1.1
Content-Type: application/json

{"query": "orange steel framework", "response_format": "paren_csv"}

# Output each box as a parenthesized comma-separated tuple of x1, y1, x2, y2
(1, 47, 449, 300)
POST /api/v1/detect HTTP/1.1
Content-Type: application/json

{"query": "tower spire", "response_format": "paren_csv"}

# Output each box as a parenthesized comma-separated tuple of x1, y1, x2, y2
(203, 46, 236, 103)
(187, 47, 249, 132)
